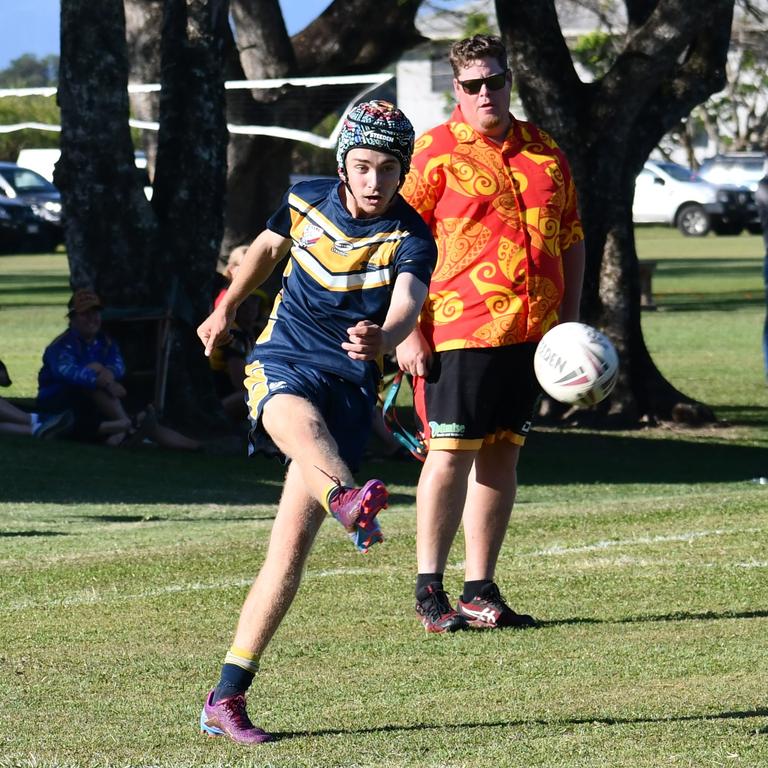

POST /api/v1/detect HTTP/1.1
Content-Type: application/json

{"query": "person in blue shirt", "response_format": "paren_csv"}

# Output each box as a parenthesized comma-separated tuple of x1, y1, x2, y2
(37, 289, 137, 445)
(37, 289, 199, 449)
(196, 100, 437, 746)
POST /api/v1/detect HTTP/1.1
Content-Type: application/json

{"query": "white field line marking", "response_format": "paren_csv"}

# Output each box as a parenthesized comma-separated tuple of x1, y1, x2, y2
(3, 566, 385, 612)
(526, 528, 763, 557)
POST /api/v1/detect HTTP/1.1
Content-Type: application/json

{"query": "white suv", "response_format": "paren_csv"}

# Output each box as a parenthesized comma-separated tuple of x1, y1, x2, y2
(633, 160, 751, 236)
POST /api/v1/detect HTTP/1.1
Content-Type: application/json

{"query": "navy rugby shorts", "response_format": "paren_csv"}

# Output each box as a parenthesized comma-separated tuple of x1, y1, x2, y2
(243, 357, 377, 471)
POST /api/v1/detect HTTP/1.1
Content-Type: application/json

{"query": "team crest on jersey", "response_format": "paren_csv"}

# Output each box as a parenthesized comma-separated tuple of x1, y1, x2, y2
(298, 224, 323, 248)
(331, 240, 354, 255)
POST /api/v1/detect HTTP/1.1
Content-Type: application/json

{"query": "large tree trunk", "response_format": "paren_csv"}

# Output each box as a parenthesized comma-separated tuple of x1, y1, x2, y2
(59, 0, 230, 431)
(61, 0, 427, 430)
(57, 0, 156, 300)
(151, 0, 230, 428)
(497, 0, 734, 424)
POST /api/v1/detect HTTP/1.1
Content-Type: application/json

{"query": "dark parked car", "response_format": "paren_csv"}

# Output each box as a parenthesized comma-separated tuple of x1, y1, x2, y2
(0, 161, 63, 250)
(0, 196, 41, 253)
(697, 152, 766, 235)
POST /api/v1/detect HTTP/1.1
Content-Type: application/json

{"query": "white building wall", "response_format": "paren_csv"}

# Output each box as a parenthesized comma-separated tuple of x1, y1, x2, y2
(396, 58, 453, 139)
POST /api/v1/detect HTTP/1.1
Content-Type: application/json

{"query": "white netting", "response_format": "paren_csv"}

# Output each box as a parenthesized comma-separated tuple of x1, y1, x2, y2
(0, 73, 394, 147)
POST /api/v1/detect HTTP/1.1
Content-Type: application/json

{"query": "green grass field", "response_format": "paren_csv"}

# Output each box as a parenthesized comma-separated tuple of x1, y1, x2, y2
(1, 230, 767, 767)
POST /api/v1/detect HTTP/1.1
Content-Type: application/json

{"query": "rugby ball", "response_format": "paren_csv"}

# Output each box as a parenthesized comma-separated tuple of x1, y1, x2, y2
(534, 322, 619, 406)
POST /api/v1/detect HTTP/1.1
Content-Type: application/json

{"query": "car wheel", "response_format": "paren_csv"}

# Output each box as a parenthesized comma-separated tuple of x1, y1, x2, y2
(676, 203, 710, 236)
(746, 223, 764, 235)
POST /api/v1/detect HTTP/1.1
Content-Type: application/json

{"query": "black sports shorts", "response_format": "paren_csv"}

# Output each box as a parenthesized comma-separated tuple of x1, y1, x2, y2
(413, 343, 541, 450)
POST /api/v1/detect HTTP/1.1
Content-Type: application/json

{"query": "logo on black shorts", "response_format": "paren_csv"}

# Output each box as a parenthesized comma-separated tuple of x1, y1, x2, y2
(429, 421, 466, 438)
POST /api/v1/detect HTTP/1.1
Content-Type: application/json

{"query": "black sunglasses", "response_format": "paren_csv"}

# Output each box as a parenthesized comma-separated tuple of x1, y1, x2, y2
(457, 70, 509, 95)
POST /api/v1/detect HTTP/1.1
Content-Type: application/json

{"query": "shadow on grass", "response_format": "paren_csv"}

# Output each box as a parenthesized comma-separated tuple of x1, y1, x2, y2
(82, 513, 277, 524)
(542, 608, 768, 628)
(656, 293, 765, 311)
(1, 422, 766, 505)
(271, 707, 768, 742)
(0, 530, 69, 537)
(520, 427, 767, 486)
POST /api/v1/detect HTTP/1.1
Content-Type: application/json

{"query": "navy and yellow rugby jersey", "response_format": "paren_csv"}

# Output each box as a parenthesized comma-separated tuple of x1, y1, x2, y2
(250, 178, 437, 387)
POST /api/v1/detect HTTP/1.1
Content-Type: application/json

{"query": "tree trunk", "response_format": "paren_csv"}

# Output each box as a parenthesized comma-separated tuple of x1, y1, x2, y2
(59, 0, 230, 431)
(58, 0, 156, 300)
(151, 0, 230, 428)
(497, 0, 733, 424)
(125, 0, 164, 176)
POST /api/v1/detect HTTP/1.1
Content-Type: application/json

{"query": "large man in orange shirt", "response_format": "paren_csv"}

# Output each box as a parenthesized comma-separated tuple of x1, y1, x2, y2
(398, 35, 585, 632)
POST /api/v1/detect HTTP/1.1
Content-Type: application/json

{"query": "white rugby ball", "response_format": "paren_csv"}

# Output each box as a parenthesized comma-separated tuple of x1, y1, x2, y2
(534, 322, 619, 406)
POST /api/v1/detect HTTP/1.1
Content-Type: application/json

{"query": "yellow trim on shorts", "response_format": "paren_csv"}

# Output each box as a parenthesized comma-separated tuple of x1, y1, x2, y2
(485, 429, 527, 447)
(428, 430, 526, 451)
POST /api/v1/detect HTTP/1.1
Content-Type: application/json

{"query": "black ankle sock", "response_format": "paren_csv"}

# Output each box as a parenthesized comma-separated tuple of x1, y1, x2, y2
(416, 572, 444, 598)
(212, 663, 255, 704)
(462, 579, 493, 603)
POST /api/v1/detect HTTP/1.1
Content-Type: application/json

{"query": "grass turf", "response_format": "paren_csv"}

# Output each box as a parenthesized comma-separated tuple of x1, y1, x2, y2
(1, 229, 767, 766)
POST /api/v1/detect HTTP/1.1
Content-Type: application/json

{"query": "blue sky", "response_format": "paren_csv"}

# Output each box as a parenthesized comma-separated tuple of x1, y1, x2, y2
(0, 0, 332, 69)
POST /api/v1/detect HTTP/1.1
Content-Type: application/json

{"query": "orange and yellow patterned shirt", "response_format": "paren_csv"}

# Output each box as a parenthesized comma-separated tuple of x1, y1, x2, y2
(401, 106, 584, 351)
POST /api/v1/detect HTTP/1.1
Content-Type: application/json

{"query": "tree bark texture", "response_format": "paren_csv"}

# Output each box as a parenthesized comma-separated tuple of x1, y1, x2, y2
(58, 0, 157, 300)
(150, 0, 230, 427)
(497, 0, 733, 423)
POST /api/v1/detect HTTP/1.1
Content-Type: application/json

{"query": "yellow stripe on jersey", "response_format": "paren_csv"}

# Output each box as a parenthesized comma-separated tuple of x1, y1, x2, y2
(287, 190, 411, 290)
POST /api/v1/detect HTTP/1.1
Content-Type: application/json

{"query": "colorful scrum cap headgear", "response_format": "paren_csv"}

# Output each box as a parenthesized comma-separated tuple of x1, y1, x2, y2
(336, 100, 415, 181)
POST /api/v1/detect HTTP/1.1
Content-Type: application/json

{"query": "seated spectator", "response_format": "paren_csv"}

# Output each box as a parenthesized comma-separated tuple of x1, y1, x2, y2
(0, 357, 73, 439)
(37, 289, 200, 450)
(0, 395, 73, 439)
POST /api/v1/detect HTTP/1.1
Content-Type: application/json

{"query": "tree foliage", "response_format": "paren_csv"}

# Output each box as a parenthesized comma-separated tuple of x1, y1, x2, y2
(0, 54, 59, 88)
(0, 55, 61, 160)
(0, 96, 60, 160)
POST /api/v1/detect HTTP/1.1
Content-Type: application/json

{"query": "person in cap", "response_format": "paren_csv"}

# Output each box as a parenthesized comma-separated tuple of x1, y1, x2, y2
(36, 289, 137, 445)
(196, 99, 436, 745)
(37, 289, 200, 449)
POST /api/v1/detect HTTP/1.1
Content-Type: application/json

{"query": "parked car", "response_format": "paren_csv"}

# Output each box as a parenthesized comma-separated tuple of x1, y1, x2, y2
(697, 152, 766, 234)
(633, 160, 752, 236)
(0, 196, 42, 253)
(0, 161, 64, 250)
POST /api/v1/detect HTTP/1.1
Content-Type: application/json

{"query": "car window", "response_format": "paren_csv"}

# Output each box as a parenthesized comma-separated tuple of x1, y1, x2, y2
(655, 163, 698, 182)
(0, 168, 57, 194)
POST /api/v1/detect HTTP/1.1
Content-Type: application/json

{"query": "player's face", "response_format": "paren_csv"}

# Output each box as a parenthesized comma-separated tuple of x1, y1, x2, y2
(453, 57, 512, 141)
(342, 148, 402, 218)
